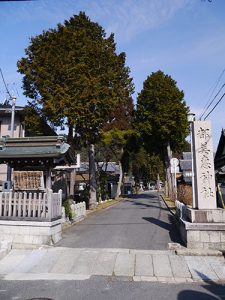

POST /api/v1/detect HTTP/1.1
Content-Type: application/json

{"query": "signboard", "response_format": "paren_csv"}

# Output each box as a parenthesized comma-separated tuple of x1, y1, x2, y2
(13, 171, 44, 191)
(170, 158, 179, 174)
(192, 121, 216, 209)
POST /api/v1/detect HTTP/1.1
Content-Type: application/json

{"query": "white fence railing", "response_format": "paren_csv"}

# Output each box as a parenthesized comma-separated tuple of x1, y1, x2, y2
(0, 189, 62, 221)
(71, 202, 86, 220)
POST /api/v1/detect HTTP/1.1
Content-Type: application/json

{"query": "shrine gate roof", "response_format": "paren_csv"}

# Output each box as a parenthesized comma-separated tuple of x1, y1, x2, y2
(0, 136, 76, 167)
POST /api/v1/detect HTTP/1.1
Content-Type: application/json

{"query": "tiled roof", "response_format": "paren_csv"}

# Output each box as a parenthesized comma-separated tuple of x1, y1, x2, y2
(0, 136, 76, 165)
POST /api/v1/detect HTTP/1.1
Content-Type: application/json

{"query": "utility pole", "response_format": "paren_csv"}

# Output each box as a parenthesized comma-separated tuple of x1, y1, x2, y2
(7, 96, 17, 184)
(10, 96, 16, 138)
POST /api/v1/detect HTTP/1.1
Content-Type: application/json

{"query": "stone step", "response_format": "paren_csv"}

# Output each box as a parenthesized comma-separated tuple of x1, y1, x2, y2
(0, 247, 224, 283)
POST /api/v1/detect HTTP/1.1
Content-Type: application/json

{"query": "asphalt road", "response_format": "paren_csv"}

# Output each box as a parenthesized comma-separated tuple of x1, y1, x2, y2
(56, 191, 181, 249)
(0, 278, 224, 300)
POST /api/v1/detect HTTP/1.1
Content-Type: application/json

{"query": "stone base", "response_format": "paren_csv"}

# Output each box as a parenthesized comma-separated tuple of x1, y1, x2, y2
(0, 219, 62, 248)
(186, 207, 225, 223)
(176, 200, 225, 250)
(179, 218, 225, 250)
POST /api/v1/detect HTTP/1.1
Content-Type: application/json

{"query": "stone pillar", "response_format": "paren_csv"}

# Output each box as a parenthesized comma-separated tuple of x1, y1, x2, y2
(192, 121, 216, 209)
(46, 167, 52, 190)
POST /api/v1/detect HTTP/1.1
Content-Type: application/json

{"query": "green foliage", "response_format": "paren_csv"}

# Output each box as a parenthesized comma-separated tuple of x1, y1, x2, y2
(63, 199, 73, 220)
(23, 104, 56, 136)
(131, 147, 164, 184)
(136, 70, 189, 159)
(100, 96, 134, 161)
(18, 12, 134, 145)
(98, 170, 109, 200)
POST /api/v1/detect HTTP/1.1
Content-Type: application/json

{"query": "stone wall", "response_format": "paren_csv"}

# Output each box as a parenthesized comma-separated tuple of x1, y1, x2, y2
(176, 200, 225, 251)
(0, 219, 62, 248)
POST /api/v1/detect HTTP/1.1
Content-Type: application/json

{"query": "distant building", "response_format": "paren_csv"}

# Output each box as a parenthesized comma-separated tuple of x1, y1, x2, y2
(0, 103, 56, 188)
(179, 152, 192, 184)
(0, 104, 25, 185)
(214, 129, 225, 182)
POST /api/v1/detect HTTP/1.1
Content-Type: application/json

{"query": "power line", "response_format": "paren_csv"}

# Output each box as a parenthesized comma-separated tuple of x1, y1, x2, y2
(199, 82, 225, 120)
(199, 68, 225, 120)
(204, 92, 225, 120)
(0, 67, 12, 100)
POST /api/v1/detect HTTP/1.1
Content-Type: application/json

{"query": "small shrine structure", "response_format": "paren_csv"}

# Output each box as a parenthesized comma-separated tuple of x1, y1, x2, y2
(0, 136, 76, 247)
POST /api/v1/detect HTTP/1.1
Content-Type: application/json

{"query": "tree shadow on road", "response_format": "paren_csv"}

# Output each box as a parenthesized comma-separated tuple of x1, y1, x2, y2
(178, 271, 225, 300)
(130, 193, 158, 199)
(142, 215, 182, 244)
(122, 199, 168, 210)
(178, 290, 221, 300)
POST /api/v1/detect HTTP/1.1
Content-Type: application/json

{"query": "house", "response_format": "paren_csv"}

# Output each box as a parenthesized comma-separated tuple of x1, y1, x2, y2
(214, 129, 225, 206)
(214, 129, 225, 182)
(0, 104, 25, 186)
(0, 103, 57, 189)
(177, 152, 193, 206)
(179, 152, 192, 184)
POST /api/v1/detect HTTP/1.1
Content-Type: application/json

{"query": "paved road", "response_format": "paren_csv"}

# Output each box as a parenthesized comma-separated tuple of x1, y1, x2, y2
(56, 191, 181, 249)
(0, 278, 225, 300)
(0, 191, 224, 299)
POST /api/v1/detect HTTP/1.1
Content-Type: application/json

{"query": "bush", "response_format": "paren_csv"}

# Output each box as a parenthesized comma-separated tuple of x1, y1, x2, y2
(177, 184, 192, 206)
(62, 199, 73, 220)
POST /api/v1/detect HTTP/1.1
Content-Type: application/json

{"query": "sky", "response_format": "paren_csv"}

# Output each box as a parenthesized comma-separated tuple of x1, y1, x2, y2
(0, 0, 225, 149)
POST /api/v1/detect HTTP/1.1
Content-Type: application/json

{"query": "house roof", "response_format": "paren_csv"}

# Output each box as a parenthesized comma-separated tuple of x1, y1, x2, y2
(215, 129, 225, 170)
(77, 162, 120, 174)
(0, 136, 76, 167)
(0, 104, 24, 115)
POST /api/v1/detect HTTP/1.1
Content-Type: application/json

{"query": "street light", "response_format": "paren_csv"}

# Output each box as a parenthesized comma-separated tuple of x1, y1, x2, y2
(188, 112, 196, 208)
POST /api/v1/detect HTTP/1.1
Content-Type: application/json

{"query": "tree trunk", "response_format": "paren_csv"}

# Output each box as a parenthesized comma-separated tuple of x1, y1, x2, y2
(116, 148, 124, 198)
(89, 144, 97, 209)
(67, 124, 74, 146)
(165, 142, 173, 198)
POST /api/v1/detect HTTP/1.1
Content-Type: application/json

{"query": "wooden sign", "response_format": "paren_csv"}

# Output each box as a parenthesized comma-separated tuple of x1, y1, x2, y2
(13, 171, 44, 190)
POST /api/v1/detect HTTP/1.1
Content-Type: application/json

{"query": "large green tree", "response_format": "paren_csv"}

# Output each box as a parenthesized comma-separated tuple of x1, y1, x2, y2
(18, 12, 133, 207)
(136, 70, 189, 196)
(98, 96, 134, 198)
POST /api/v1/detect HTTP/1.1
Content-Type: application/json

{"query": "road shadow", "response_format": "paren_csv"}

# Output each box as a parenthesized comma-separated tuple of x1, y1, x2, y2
(122, 199, 168, 210)
(143, 215, 182, 244)
(178, 290, 220, 300)
(131, 193, 158, 199)
(178, 272, 225, 300)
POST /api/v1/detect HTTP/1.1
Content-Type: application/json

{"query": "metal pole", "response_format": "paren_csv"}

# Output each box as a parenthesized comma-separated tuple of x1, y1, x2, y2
(10, 96, 16, 138)
(190, 122, 196, 208)
(7, 96, 16, 183)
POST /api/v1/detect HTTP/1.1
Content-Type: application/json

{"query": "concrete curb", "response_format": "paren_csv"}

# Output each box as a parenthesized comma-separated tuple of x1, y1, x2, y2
(175, 248, 223, 256)
(0, 240, 12, 260)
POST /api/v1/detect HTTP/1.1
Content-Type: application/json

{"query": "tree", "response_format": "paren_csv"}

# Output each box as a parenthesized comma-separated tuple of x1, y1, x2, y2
(100, 96, 134, 197)
(23, 105, 57, 136)
(136, 70, 189, 197)
(17, 12, 133, 208)
(131, 147, 164, 187)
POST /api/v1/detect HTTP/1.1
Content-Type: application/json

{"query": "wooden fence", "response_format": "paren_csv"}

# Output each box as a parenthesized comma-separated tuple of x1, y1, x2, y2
(0, 189, 62, 221)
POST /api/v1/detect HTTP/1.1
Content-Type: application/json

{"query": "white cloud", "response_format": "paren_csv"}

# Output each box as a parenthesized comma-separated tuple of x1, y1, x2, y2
(89, 0, 190, 42)
(0, 0, 190, 42)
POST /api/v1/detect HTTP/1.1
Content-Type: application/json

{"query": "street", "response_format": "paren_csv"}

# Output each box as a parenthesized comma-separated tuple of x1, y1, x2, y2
(0, 191, 224, 300)
(0, 278, 225, 300)
(56, 191, 181, 250)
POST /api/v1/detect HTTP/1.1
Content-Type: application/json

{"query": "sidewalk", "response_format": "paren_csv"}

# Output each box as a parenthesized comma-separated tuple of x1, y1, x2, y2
(0, 247, 224, 284)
